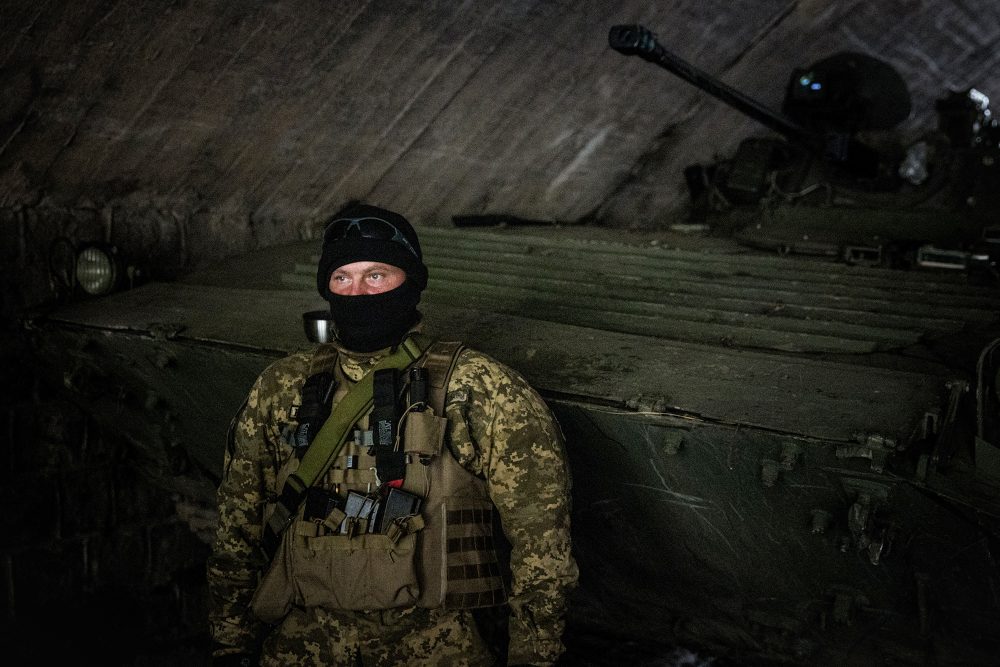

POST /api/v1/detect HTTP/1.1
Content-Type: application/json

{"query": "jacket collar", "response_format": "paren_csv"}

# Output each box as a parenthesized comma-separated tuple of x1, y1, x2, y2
(327, 320, 425, 382)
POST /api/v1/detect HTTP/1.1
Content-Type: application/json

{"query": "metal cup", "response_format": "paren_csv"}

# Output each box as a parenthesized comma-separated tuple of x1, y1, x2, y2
(302, 310, 335, 343)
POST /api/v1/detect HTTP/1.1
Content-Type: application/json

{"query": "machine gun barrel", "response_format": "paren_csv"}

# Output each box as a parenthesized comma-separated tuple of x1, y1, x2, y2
(608, 24, 823, 153)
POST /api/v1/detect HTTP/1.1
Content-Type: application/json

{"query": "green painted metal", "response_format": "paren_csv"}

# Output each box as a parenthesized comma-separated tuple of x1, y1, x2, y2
(27, 226, 1000, 665)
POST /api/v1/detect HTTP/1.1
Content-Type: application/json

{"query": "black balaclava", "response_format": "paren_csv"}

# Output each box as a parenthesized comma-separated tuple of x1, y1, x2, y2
(316, 203, 429, 353)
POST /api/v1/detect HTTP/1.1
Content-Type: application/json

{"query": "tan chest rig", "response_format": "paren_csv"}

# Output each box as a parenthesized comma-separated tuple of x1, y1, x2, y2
(251, 340, 507, 621)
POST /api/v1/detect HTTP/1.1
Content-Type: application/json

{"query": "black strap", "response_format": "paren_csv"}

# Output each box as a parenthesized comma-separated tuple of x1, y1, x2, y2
(294, 371, 336, 449)
(372, 368, 406, 483)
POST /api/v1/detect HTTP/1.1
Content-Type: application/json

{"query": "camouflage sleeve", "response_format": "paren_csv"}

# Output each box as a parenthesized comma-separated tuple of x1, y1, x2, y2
(206, 353, 308, 655)
(445, 349, 579, 666)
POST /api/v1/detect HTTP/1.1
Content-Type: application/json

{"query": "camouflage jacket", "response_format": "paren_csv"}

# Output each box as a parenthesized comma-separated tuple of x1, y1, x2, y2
(207, 338, 578, 665)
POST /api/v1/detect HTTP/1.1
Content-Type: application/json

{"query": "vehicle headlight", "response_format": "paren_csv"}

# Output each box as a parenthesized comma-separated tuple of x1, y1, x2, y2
(75, 243, 120, 296)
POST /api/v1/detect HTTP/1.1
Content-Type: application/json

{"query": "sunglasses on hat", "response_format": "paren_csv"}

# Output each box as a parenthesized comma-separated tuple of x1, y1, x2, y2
(323, 216, 419, 259)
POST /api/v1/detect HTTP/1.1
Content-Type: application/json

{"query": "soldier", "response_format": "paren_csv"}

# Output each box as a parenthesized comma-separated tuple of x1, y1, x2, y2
(207, 203, 578, 666)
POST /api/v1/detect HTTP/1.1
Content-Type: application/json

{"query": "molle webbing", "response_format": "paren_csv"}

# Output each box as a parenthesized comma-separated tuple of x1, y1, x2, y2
(444, 505, 506, 608)
(260, 334, 431, 559)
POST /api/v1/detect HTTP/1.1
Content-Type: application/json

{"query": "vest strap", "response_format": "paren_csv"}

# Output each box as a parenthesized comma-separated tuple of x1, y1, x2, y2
(420, 340, 465, 415)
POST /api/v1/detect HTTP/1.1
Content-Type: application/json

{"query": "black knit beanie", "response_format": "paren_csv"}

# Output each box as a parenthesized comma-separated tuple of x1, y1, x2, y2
(316, 203, 429, 300)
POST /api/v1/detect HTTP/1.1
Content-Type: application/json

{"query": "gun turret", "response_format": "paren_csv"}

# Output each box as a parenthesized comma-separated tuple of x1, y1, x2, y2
(609, 24, 820, 151)
(608, 24, 902, 179)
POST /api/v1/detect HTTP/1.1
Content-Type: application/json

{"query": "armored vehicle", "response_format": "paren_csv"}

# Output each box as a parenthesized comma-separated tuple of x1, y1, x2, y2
(28, 219, 1000, 665)
(609, 25, 1000, 277)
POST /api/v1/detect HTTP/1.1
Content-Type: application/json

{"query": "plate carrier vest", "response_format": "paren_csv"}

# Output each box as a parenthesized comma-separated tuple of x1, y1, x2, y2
(251, 338, 508, 620)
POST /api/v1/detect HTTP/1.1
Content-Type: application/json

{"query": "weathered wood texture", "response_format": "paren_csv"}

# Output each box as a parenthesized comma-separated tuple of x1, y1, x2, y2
(2, 0, 998, 238)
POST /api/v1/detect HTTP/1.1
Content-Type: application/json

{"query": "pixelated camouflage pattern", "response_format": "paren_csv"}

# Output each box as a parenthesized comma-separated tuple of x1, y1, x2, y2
(207, 340, 578, 666)
(260, 606, 492, 666)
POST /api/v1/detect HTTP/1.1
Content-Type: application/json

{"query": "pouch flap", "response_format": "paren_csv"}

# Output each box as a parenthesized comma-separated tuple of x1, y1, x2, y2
(402, 410, 446, 457)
